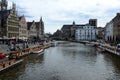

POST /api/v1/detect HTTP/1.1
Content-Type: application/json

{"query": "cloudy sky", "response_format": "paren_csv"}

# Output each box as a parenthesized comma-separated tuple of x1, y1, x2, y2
(8, 0, 120, 33)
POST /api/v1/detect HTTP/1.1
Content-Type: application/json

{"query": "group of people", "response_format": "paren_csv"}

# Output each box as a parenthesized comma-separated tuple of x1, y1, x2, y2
(9, 40, 28, 51)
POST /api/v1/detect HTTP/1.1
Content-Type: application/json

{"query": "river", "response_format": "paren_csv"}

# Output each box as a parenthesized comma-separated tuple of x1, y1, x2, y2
(0, 41, 120, 80)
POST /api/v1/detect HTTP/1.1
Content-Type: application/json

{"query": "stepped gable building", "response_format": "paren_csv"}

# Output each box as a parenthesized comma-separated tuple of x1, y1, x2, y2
(0, 0, 19, 38)
(27, 20, 37, 39)
(19, 15, 28, 40)
(35, 17, 44, 38)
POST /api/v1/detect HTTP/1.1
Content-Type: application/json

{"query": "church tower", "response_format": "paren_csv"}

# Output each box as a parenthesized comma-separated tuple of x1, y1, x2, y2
(0, 0, 8, 11)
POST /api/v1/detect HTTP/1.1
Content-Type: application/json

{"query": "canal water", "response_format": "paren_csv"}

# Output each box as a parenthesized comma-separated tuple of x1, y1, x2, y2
(0, 41, 120, 80)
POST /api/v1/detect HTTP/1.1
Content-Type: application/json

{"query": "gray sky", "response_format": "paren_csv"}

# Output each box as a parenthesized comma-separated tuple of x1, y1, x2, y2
(8, 0, 120, 33)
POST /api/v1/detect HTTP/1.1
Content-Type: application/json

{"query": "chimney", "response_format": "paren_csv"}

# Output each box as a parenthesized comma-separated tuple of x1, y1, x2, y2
(117, 13, 120, 16)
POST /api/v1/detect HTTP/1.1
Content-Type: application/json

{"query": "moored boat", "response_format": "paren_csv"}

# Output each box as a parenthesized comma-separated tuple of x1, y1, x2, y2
(31, 46, 44, 54)
(97, 46, 105, 52)
(0, 59, 23, 74)
(32, 48, 44, 54)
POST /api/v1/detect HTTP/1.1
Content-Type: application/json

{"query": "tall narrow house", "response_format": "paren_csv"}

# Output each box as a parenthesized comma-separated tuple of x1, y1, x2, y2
(0, 0, 19, 38)
(19, 15, 28, 40)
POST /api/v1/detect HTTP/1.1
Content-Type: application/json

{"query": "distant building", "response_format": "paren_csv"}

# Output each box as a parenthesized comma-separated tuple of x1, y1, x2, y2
(75, 19, 98, 41)
(61, 19, 98, 40)
(75, 25, 98, 41)
(0, 0, 19, 38)
(19, 15, 28, 40)
(105, 21, 113, 42)
(71, 21, 79, 40)
(61, 21, 81, 40)
(105, 13, 120, 43)
(61, 24, 72, 40)
(89, 19, 97, 26)
(97, 27, 104, 40)
(53, 29, 63, 40)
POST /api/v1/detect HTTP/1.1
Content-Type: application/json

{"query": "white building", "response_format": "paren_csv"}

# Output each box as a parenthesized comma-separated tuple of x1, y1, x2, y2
(75, 25, 98, 41)
(104, 21, 113, 41)
(27, 21, 37, 38)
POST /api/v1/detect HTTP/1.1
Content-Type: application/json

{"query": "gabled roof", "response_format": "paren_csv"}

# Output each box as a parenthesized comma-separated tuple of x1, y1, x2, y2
(35, 22, 40, 29)
(19, 16, 22, 20)
(27, 20, 37, 30)
(19, 15, 26, 21)
(61, 25, 73, 30)
(27, 22, 33, 30)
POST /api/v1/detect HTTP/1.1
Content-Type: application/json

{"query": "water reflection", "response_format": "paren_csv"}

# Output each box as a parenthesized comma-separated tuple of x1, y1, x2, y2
(0, 41, 120, 80)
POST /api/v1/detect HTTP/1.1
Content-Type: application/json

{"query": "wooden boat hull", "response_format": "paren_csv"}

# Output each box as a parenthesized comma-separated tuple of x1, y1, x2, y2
(97, 46, 105, 52)
(0, 59, 23, 74)
(31, 49, 44, 54)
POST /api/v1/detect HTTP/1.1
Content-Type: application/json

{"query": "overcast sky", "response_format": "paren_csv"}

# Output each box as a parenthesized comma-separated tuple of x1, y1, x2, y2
(8, 0, 120, 33)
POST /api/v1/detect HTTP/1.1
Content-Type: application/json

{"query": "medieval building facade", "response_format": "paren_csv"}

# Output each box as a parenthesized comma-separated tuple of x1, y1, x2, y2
(19, 15, 28, 40)
(27, 21, 37, 39)
(0, 0, 19, 39)
(27, 17, 44, 39)
(0, 0, 45, 40)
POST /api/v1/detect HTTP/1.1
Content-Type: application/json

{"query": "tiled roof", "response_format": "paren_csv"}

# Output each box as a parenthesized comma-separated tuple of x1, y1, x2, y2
(61, 24, 86, 30)
(35, 22, 40, 29)
(27, 22, 33, 30)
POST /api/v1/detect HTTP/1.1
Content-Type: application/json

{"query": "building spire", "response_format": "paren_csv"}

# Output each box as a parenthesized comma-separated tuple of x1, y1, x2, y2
(40, 17, 43, 22)
(0, 0, 8, 11)
(73, 21, 75, 25)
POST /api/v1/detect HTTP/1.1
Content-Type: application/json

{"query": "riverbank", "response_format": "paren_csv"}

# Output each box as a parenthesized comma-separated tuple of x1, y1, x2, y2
(0, 42, 54, 74)
(68, 40, 120, 56)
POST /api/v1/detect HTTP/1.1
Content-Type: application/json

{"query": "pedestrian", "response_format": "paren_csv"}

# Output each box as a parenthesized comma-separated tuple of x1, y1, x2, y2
(22, 42, 25, 52)
(10, 42, 15, 51)
(16, 43, 20, 51)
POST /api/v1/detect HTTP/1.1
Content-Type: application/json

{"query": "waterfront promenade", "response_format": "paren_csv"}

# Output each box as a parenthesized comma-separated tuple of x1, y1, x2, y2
(0, 43, 42, 54)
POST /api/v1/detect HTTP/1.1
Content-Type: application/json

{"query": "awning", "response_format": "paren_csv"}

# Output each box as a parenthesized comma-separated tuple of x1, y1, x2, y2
(0, 53, 6, 59)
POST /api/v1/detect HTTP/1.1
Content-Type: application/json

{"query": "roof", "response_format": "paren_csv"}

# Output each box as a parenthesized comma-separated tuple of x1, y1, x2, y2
(19, 16, 22, 20)
(61, 25, 73, 30)
(35, 22, 40, 29)
(27, 22, 33, 30)
(0, 10, 10, 18)
(61, 24, 86, 30)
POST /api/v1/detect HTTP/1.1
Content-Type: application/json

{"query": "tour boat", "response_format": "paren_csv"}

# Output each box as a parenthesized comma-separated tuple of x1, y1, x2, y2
(0, 59, 23, 74)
